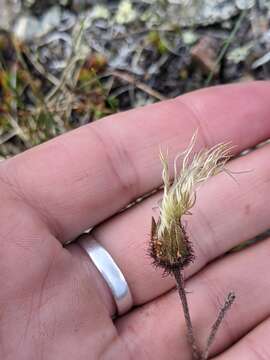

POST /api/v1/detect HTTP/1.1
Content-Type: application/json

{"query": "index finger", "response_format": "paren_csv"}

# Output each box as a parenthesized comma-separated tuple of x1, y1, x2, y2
(1, 81, 270, 242)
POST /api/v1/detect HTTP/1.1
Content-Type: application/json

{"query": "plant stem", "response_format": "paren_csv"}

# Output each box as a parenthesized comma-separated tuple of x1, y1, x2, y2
(205, 9, 247, 86)
(173, 268, 201, 360)
(202, 292, 236, 360)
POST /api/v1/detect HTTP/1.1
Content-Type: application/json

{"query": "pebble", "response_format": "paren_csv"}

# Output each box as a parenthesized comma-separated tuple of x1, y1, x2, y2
(191, 35, 220, 75)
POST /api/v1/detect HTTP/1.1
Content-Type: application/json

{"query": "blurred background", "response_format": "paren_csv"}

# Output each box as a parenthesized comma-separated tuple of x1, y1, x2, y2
(0, 0, 269, 158)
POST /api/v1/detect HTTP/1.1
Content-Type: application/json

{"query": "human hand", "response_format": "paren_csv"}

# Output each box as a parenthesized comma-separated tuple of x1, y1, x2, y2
(1, 81, 270, 360)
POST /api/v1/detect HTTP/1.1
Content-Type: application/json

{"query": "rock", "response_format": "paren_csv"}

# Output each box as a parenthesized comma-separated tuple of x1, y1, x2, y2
(40, 6, 62, 36)
(0, 0, 20, 31)
(13, 6, 75, 41)
(191, 36, 220, 75)
(142, 0, 256, 28)
(236, 0, 255, 10)
(13, 14, 40, 41)
(167, 0, 238, 27)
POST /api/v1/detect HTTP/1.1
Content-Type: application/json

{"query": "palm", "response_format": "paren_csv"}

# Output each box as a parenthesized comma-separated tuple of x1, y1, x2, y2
(1, 82, 270, 360)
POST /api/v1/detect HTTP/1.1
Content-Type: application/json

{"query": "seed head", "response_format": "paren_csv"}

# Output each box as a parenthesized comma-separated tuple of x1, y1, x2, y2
(150, 132, 233, 274)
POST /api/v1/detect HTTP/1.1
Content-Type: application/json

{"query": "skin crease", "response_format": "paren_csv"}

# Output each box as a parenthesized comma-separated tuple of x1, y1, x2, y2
(1, 82, 270, 360)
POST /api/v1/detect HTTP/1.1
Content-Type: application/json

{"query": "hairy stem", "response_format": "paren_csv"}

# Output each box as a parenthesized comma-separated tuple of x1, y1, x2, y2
(202, 292, 236, 360)
(173, 268, 201, 360)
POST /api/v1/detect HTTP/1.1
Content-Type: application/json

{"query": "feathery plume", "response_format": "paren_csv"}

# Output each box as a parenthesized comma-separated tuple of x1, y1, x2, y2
(150, 131, 233, 274)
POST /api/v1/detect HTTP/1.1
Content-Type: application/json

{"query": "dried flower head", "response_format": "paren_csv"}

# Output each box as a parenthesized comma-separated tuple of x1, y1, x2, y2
(150, 132, 233, 274)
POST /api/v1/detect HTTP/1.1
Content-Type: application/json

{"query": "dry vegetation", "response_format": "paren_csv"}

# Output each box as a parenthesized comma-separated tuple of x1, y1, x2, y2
(0, 0, 270, 158)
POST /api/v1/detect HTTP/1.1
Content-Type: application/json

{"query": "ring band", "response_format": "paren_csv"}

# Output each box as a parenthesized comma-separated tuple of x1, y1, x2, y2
(78, 236, 133, 316)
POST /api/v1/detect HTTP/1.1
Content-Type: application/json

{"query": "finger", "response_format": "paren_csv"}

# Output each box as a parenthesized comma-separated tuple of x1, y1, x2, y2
(116, 237, 270, 360)
(1, 82, 270, 241)
(214, 318, 270, 359)
(92, 143, 270, 305)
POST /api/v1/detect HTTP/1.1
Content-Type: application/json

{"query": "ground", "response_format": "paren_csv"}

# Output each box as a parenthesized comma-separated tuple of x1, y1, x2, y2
(0, 0, 270, 157)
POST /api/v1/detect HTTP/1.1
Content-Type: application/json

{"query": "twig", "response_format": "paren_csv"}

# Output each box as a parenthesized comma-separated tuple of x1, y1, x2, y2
(23, 48, 60, 88)
(202, 292, 236, 360)
(173, 268, 201, 360)
(0, 129, 18, 145)
(111, 70, 167, 101)
(45, 21, 88, 102)
(7, 114, 32, 147)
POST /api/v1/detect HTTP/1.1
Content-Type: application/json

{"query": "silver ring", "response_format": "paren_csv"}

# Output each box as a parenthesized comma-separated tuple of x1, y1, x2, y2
(78, 236, 133, 316)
